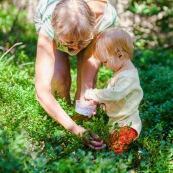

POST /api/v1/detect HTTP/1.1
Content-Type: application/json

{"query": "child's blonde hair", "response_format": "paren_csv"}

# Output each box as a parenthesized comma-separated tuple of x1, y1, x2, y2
(51, 0, 96, 42)
(94, 27, 134, 61)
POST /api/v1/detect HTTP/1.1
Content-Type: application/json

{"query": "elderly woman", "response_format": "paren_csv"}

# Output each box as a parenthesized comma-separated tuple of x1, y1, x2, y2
(34, 0, 116, 148)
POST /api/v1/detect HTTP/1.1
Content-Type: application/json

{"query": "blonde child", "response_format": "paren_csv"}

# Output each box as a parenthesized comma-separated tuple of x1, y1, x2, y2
(85, 28, 143, 154)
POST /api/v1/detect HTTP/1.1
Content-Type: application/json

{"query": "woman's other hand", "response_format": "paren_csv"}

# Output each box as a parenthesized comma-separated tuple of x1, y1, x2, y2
(82, 132, 106, 150)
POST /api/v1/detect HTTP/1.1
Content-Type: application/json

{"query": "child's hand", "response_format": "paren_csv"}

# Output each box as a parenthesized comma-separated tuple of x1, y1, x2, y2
(75, 99, 96, 117)
(82, 100, 98, 117)
(92, 101, 98, 115)
(100, 103, 106, 111)
(82, 132, 106, 150)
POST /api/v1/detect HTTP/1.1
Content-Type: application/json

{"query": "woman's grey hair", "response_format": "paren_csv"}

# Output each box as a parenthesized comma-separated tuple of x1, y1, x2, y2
(51, 0, 96, 41)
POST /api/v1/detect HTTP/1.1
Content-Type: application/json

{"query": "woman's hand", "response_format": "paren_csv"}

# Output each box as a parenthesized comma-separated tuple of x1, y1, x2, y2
(71, 124, 87, 137)
(82, 132, 106, 150)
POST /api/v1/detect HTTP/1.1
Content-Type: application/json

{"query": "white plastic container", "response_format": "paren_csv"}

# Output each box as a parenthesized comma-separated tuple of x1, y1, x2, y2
(75, 100, 96, 116)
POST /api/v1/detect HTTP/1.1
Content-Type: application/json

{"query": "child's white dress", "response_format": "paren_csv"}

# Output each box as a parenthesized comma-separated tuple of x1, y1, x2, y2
(85, 69, 143, 137)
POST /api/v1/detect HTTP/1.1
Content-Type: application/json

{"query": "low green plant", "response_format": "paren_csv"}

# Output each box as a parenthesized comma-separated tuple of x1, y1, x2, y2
(1, 2, 173, 173)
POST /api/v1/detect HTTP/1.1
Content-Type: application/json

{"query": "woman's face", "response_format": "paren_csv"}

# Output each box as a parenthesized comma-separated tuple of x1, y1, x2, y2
(57, 32, 94, 53)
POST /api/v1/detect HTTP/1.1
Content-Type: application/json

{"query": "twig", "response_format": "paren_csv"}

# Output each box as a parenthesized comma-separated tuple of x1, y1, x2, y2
(5, 55, 15, 64)
(19, 62, 34, 66)
(0, 46, 7, 51)
(0, 42, 23, 60)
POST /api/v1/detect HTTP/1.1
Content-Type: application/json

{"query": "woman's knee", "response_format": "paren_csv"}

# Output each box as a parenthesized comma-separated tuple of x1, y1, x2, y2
(52, 50, 71, 93)
(52, 73, 71, 93)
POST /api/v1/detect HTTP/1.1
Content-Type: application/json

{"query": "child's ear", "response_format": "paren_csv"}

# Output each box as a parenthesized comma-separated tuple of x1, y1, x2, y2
(117, 51, 123, 59)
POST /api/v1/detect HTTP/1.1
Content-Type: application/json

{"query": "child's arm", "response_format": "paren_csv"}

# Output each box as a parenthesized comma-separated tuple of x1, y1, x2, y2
(85, 76, 137, 103)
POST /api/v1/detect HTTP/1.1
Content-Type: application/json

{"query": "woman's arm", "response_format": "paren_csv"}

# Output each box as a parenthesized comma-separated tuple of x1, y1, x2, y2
(35, 30, 86, 136)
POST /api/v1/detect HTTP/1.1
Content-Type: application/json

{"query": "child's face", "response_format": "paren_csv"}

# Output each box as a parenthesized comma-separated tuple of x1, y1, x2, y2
(99, 53, 123, 72)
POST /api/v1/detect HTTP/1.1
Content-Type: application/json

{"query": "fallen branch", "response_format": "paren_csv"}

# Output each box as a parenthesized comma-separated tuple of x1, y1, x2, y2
(0, 42, 23, 60)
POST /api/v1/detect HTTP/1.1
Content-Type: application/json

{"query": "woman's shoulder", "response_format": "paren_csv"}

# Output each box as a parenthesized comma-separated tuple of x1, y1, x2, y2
(35, 0, 60, 40)
(37, 0, 60, 15)
(93, 0, 117, 33)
